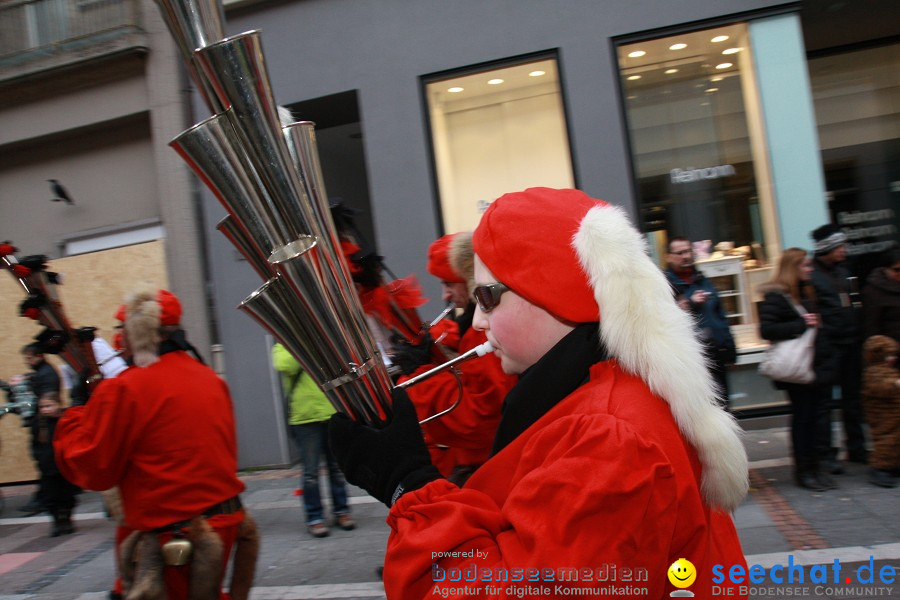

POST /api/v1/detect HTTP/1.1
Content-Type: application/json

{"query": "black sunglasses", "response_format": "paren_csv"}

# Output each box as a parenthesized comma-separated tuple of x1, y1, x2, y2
(473, 282, 510, 313)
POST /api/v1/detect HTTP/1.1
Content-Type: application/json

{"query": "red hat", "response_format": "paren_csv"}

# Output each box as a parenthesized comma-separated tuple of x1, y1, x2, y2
(427, 234, 465, 284)
(118, 290, 180, 325)
(473, 188, 603, 323)
(473, 187, 749, 512)
(157, 289, 182, 326)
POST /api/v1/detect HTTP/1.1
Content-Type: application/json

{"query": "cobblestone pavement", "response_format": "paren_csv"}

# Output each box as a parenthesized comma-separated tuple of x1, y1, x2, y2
(1, 418, 898, 599)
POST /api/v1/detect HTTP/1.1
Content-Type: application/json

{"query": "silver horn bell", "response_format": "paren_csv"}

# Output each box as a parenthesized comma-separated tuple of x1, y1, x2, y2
(155, 0, 491, 426)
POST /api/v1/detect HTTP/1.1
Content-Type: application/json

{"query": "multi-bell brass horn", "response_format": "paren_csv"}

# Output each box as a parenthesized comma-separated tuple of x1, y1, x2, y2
(151, 0, 226, 112)
(155, 0, 492, 426)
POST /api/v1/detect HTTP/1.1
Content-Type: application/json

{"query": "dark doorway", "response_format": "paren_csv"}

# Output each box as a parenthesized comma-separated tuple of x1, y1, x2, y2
(287, 90, 376, 251)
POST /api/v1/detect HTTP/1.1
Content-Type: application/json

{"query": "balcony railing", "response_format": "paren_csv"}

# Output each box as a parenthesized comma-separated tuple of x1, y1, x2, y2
(0, 0, 143, 75)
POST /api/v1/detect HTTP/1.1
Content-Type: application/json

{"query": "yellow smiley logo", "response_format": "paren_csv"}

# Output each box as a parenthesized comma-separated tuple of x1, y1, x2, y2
(668, 558, 697, 588)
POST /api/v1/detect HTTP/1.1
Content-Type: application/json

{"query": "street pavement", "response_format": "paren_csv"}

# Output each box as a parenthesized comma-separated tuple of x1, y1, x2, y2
(1, 415, 898, 599)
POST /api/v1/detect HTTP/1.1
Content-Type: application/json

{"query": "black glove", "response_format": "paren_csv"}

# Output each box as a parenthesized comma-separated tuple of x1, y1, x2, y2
(328, 388, 442, 507)
(391, 333, 434, 376)
(69, 369, 93, 407)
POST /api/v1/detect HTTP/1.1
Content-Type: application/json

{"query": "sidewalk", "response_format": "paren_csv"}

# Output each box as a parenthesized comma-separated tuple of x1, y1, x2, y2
(1, 419, 898, 599)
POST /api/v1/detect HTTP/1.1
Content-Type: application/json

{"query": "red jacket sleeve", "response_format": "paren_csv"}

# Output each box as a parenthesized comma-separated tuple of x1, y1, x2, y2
(384, 414, 681, 599)
(54, 376, 139, 492)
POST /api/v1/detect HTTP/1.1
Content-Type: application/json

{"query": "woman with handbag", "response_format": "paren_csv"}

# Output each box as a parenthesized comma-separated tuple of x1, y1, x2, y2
(758, 248, 837, 491)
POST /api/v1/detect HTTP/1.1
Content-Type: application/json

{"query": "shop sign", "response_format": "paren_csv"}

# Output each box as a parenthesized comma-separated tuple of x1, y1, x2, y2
(670, 164, 736, 184)
(837, 209, 898, 256)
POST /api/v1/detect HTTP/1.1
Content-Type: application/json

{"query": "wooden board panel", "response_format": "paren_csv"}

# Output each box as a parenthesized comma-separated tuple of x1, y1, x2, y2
(0, 240, 167, 484)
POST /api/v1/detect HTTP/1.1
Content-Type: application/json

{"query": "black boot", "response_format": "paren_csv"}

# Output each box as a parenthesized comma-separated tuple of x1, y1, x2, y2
(51, 508, 75, 537)
(814, 469, 837, 490)
(795, 460, 829, 491)
(822, 458, 844, 475)
(869, 469, 896, 489)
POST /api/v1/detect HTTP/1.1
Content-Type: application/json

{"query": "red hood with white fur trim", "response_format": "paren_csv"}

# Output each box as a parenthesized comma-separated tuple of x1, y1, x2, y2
(573, 203, 748, 511)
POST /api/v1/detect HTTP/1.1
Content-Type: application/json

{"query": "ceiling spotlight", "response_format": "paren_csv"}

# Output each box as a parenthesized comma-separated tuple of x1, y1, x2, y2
(669, 43, 687, 50)
(711, 35, 729, 43)
(448, 87, 464, 93)
(487, 78, 504, 85)
(705, 88, 719, 93)
(716, 63, 733, 70)
(722, 47, 741, 55)
(627, 75, 641, 81)
(529, 70, 546, 77)
(664, 68, 679, 74)
(628, 50, 646, 58)
(710, 76, 723, 82)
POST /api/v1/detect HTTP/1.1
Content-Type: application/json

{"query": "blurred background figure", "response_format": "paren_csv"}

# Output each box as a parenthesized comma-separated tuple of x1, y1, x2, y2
(809, 224, 868, 473)
(862, 249, 900, 342)
(758, 248, 834, 491)
(664, 236, 736, 407)
(18, 343, 61, 516)
(32, 391, 80, 536)
(860, 335, 900, 489)
(272, 342, 355, 538)
(395, 232, 517, 485)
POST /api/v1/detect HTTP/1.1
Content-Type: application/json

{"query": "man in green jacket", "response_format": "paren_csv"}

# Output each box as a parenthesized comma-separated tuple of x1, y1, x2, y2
(272, 343, 355, 538)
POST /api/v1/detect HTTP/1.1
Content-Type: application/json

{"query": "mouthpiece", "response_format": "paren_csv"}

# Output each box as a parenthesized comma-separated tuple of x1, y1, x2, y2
(473, 341, 494, 357)
(397, 340, 494, 390)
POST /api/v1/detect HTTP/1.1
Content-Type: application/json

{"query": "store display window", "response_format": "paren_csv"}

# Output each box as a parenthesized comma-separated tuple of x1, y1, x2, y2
(616, 23, 774, 271)
(423, 56, 574, 233)
(617, 24, 787, 414)
(808, 42, 900, 281)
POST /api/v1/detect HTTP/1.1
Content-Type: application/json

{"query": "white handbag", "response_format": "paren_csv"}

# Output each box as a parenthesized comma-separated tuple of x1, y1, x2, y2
(758, 298, 817, 385)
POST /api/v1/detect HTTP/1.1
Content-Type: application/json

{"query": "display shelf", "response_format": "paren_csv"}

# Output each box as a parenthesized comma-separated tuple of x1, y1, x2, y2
(695, 255, 752, 326)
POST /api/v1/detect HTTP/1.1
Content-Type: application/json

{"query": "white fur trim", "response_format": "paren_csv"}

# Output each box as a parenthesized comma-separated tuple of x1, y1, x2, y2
(125, 287, 161, 367)
(573, 205, 748, 511)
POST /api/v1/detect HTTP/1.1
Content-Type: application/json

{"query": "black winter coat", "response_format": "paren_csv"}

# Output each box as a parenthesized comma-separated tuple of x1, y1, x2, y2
(810, 258, 861, 346)
(758, 285, 837, 386)
(862, 267, 900, 342)
(28, 359, 60, 398)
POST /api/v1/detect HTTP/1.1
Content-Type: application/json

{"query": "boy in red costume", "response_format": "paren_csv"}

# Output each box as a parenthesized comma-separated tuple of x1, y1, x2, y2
(331, 188, 749, 599)
(399, 233, 517, 484)
(54, 288, 258, 599)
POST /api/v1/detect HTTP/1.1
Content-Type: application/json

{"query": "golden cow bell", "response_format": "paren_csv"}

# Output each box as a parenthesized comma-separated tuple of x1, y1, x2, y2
(161, 536, 193, 566)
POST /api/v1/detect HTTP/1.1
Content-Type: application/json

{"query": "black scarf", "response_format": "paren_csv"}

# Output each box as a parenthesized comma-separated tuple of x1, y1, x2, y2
(456, 303, 475, 337)
(159, 329, 206, 364)
(490, 322, 607, 455)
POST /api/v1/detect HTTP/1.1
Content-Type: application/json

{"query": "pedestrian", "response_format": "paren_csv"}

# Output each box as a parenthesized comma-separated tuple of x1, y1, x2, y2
(861, 249, 900, 342)
(330, 188, 749, 599)
(809, 224, 868, 472)
(664, 237, 737, 407)
(32, 391, 80, 536)
(757, 248, 835, 491)
(272, 342, 355, 538)
(54, 287, 259, 599)
(19, 342, 61, 516)
(860, 335, 900, 488)
(396, 232, 517, 485)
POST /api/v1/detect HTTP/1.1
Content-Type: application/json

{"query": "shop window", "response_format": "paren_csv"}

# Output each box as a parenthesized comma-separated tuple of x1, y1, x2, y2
(809, 42, 900, 279)
(617, 23, 771, 270)
(424, 56, 574, 233)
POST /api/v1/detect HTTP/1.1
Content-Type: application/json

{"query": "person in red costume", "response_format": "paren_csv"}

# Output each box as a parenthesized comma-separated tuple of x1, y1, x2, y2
(54, 287, 258, 600)
(398, 232, 517, 484)
(330, 188, 749, 599)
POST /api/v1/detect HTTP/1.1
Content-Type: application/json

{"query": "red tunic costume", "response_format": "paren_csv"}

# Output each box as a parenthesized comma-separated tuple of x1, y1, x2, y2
(402, 326, 516, 476)
(384, 360, 747, 599)
(55, 350, 246, 598)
